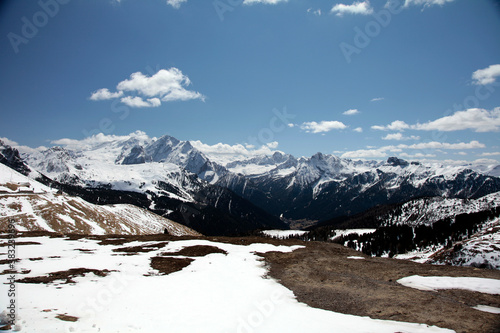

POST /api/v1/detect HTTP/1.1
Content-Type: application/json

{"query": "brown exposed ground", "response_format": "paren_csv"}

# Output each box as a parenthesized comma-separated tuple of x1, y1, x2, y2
(16, 268, 114, 284)
(149, 257, 194, 275)
(162, 245, 228, 257)
(261, 241, 500, 333)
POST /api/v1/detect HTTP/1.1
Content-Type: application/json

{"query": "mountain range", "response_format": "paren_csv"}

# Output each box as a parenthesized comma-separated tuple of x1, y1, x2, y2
(2, 131, 500, 235)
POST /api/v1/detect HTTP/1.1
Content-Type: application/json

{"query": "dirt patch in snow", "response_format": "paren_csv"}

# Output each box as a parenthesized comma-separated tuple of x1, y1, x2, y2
(0, 258, 19, 265)
(262, 241, 500, 333)
(55, 314, 79, 322)
(0, 241, 41, 247)
(113, 242, 169, 254)
(17, 268, 115, 284)
(149, 257, 194, 275)
(162, 245, 227, 257)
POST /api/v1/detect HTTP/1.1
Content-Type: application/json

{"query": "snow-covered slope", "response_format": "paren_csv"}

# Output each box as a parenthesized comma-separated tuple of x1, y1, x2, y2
(0, 164, 199, 236)
(329, 191, 500, 269)
(380, 191, 500, 227)
(427, 217, 500, 269)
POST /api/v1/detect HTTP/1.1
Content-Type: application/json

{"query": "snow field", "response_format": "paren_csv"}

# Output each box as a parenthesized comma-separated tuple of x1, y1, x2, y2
(0, 237, 455, 332)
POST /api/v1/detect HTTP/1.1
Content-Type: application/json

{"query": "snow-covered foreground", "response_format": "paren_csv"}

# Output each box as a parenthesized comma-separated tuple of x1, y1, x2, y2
(0, 236, 454, 333)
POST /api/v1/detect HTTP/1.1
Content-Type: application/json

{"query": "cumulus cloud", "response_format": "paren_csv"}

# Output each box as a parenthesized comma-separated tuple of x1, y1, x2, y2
(341, 149, 388, 159)
(51, 131, 151, 151)
(472, 64, 500, 85)
(353, 127, 363, 133)
(399, 152, 436, 158)
(190, 140, 281, 164)
(300, 121, 347, 133)
(89, 68, 205, 108)
(117, 68, 205, 102)
(371, 120, 410, 131)
(0, 137, 47, 155)
(414, 108, 500, 132)
(343, 109, 360, 116)
(382, 133, 420, 141)
(370, 97, 384, 102)
(266, 141, 279, 149)
(166, 0, 187, 9)
(90, 88, 124, 101)
(121, 96, 161, 108)
(331, 1, 374, 16)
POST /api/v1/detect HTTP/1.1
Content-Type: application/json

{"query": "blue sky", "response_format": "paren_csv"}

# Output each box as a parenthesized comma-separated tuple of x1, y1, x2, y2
(1, 0, 500, 162)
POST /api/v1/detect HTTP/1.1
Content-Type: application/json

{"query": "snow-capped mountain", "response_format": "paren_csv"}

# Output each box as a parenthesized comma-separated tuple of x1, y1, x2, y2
(217, 153, 500, 222)
(6, 132, 500, 230)
(2, 136, 286, 235)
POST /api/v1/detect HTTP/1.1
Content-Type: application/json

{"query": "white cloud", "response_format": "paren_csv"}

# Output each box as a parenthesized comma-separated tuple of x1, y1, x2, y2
(382, 133, 420, 141)
(117, 68, 205, 102)
(243, 0, 288, 4)
(331, 1, 374, 16)
(371, 120, 410, 131)
(399, 152, 436, 158)
(353, 127, 363, 133)
(121, 96, 161, 108)
(341, 148, 388, 159)
(166, 0, 187, 9)
(479, 152, 500, 157)
(343, 109, 360, 116)
(472, 64, 500, 85)
(90, 68, 205, 108)
(413, 108, 500, 132)
(400, 140, 485, 150)
(403, 0, 455, 7)
(0, 137, 20, 147)
(370, 97, 384, 102)
(339, 140, 485, 160)
(0, 137, 47, 155)
(266, 141, 279, 149)
(190, 140, 281, 164)
(307, 8, 322, 15)
(300, 121, 347, 133)
(287, 123, 295, 128)
(51, 131, 151, 151)
(89, 88, 123, 101)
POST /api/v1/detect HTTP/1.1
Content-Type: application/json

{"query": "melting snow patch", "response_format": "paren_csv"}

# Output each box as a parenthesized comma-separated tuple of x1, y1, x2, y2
(397, 275, 500, 294)
(347, 256, 365, 260)
(473, 305, 500, 314)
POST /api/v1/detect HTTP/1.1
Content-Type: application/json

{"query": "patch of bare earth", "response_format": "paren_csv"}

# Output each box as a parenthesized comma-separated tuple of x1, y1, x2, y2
(113, 242, 169, 255)
(261, 241, 500, 333)
(162, 245, 227, 257)
(16, 268, 115, 284)
(149, 257, 194, 275)
(55, 314, 78, 322)
(0, 241, 41, 247)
